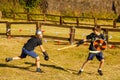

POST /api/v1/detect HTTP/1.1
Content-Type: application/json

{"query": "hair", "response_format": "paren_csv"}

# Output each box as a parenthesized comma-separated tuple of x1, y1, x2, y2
(92, 25, 101, 32)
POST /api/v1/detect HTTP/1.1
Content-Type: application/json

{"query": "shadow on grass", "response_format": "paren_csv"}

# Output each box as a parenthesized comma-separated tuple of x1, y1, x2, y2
(0, 62, 76, 73)
(25, 62, 76, 73)
(72, 71, 96, 76)
(25, 62, 66, 71)
(0, 63, 29, 70)
(0, 63, 43, 73)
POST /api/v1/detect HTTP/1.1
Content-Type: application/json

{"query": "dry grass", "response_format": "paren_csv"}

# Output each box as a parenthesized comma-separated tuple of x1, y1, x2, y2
(0, 36, 120, 80)
(11, 24, 36, 35)
(0, 22, 120, 80)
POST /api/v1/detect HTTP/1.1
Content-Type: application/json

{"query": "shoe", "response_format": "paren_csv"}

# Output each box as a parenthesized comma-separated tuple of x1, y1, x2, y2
(98, 69, 103, 76)
(5, 58, 13, 62)
(36, 68, 43, 73)
(78, 70, 83, 75)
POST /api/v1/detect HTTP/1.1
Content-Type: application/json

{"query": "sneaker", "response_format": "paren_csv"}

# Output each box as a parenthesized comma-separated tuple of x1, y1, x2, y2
(5, 58, 13, 62)
(98, 69, 103, 76)
(78, 70, 83, 75)
(36, 68, 43, 73)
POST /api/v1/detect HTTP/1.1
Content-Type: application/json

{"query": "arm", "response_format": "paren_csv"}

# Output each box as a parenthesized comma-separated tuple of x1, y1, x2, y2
(39, 45, 49, 61)
(76, 39, 87, 47)
(39, 45, 46, 52)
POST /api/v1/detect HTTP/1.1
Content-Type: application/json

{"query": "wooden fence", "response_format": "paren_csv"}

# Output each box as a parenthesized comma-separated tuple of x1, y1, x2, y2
(2, 11, 120, 28)
(0, 11, 120, 45)
(0, 21, 39, 37)
(0, 21, 120, 45)
(0, 21, 8, 35)
(40, 23, 120, 45)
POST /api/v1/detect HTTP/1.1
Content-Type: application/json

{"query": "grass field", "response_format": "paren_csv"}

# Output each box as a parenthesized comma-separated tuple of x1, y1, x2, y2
(0, 36, 120, 80)
(0, 21, 120, 80)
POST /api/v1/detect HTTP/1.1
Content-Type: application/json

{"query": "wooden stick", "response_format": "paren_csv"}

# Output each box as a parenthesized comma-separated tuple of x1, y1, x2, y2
(57, 44, 77, 50)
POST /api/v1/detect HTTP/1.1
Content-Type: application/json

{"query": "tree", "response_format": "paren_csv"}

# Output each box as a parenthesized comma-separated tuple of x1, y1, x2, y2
(39, 0, 48, 14)
(112, 1, 117, 14)
(19, 0, 41, 12)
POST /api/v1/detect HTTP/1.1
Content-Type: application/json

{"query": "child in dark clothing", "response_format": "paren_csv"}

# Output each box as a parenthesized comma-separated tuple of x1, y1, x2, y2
(5, 30, 49, 73)
(76, 26, 106, 76)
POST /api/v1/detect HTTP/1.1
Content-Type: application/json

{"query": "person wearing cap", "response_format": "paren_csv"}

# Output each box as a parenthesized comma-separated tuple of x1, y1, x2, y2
(5, 30, 49, 73)
(76, 25, 106, 76)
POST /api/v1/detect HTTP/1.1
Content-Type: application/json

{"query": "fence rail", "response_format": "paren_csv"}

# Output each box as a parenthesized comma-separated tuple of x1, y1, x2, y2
(0, 11, 120, 45)
(0, 21, 39, 37)
(0, 21, 120, 45)
(40, 23, 120, 45)
(2, 11, 120, 28)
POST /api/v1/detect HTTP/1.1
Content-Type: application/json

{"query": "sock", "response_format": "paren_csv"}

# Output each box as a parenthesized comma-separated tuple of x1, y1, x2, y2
(80, 69, 83, 71)
(98, 68, 102, 70)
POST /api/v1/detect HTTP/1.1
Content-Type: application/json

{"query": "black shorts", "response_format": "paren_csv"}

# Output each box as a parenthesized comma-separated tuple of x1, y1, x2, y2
(87, 52, 104, 61)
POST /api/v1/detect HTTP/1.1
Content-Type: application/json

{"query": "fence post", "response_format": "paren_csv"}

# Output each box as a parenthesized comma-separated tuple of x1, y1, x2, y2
(0, 11, 2, 20)
(6, 22, 11, 38)
(76, 17, 79, 26)
(113, 19, 117, 28)
(36, 22, 39, 30)
(43, 14, 46, 21)
(26, 8, 30, 21)
(13, 12, 15, 20)
(94, 17, 97, 26)
(69, 26, 75, 45)
(27, 13, 30, 21)
(35, 22, 41, 35)
(60, 16, 63, 25)
(103, 29, 108, 43)
(37, 22, 42, 30)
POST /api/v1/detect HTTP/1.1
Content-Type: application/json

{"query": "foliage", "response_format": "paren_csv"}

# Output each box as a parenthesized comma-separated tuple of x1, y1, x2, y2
(0, 0, 120, 19)
(39, 0, 48, 14)
(19, 0, 41, 8)
(19, 0, 42, 13)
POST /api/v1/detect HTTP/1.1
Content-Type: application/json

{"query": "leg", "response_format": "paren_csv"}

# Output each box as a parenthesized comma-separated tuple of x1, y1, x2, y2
(78, 60, 90, 75)
(6, 48, 27, 62)
(22, 49, 42, 73)
(36, 56, 40, 68)
(98, 59, 104, 69)
(81, 60, 91, 70)
(13, 56, 22, 60)
(78, 53, 95, 75)
(36, 56, 43, 73)
(97, 59, 104, 76)
(96, 52, 104, 76)
(6, 56, 24, 62)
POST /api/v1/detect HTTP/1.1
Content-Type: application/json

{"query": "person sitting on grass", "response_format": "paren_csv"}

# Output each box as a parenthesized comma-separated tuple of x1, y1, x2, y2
(76, 25, 106, 76)
(5, 30, 49, 73)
